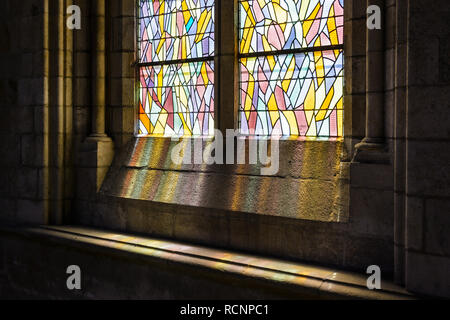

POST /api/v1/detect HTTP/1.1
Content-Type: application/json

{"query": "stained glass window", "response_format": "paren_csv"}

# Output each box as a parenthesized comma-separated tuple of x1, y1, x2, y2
(239, 0, 344, 137)
(138, 0, 215, 136)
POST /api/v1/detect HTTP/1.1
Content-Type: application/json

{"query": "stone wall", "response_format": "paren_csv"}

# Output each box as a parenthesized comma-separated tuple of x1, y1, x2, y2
(71, 0, 396, 275)
(0, 0, 46, 224)
(0, 0, 449, 298)
(403, 0, 450, 298)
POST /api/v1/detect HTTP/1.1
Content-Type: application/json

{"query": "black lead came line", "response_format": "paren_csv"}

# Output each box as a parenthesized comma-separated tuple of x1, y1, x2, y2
(238, 44, 344, 59)
(135, 56, 215, 68)
(133, 45, 343, 68)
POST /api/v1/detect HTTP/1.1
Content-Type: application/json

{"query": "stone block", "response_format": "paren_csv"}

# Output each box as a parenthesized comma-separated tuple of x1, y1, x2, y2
(345, 94, 366, 139)
(406, 141, 450, 197)
(345, 1, 366, 21)
(112, 16, 135, 52)
(343, 236, 394, 275)
(407, 86, 450, 139)
(409, 0, 450, 40)
(125, 200, 175, 238)
(0, 168, 11, 197)
(350, 162, 393, 190)
(110, 51, 134, 79)
(425, 199, 450, 256)
(16, 167, 38, 199)
(74, 52, 90, 78)
(18, 78, 44, 106)
(439, 35, 450, 84)
(73, 78, 90, 107)
(408, 39, 440, 86)
(75, 168, 99, 200)
(385, 4, 396, 50)
(73, 106, 89, 135)
(109, 78, 134, 107)
(277, 140, 343, 180)
(110, 106, 134, 135)
(384, 91, 395, 139)
(174, 210, 229, 247)
(16, 199, 45, 224)
(349, 187, 394, 238)
(345, 56, 366, 95)
(229, 216, 259, 253)
(19, 53, 33, 78)
(257, 221, 346, 267)
(95, 200, 127, 231)
(109, 0, 121, 19)
(21, 134, 44, 167)
(0, 79, 18, 105)
(405, 197, 424, 251)
(16, 107, 34, 134)
(76, 139, 115, 168)
(384, 49, 395, 91)
(121, 0, 135, 17)
(19, 15, 43, 51)
(344, 18, 366, 57)
(0, 198, 16, 222)
(406, 251, 450, 298)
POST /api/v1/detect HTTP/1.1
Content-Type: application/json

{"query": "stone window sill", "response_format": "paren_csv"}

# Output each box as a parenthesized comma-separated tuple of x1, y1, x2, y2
(6, 225, 412, 300)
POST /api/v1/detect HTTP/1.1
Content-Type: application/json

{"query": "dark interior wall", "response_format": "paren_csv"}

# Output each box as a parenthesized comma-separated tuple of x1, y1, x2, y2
(72, 0, 394, 276)
(403, 0, 450, 298)
(0, 0, 46, 224)
(0, 0, 449, 298)
(72, 0, 92, 147)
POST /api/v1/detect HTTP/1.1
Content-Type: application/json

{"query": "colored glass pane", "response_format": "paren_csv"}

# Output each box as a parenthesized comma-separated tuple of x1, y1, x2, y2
(239, 50, 343, 136)
(138, 0, 215, 137)
(138, 61, 215, 136)
(239, 0, 344, 137)
(139, 0, 215, 63)
(239, 0, 344, 54)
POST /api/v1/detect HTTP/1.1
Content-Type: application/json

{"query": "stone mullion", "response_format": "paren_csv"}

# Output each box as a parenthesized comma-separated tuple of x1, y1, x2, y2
(217, 0, 239, 135)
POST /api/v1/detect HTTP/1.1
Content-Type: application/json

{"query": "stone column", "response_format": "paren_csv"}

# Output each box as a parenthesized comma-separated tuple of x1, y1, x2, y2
(44, 0, 73, 225)
(78, 0, 114, 193)
(89, 0, 108, 141)
(353, 0, 388, 163)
